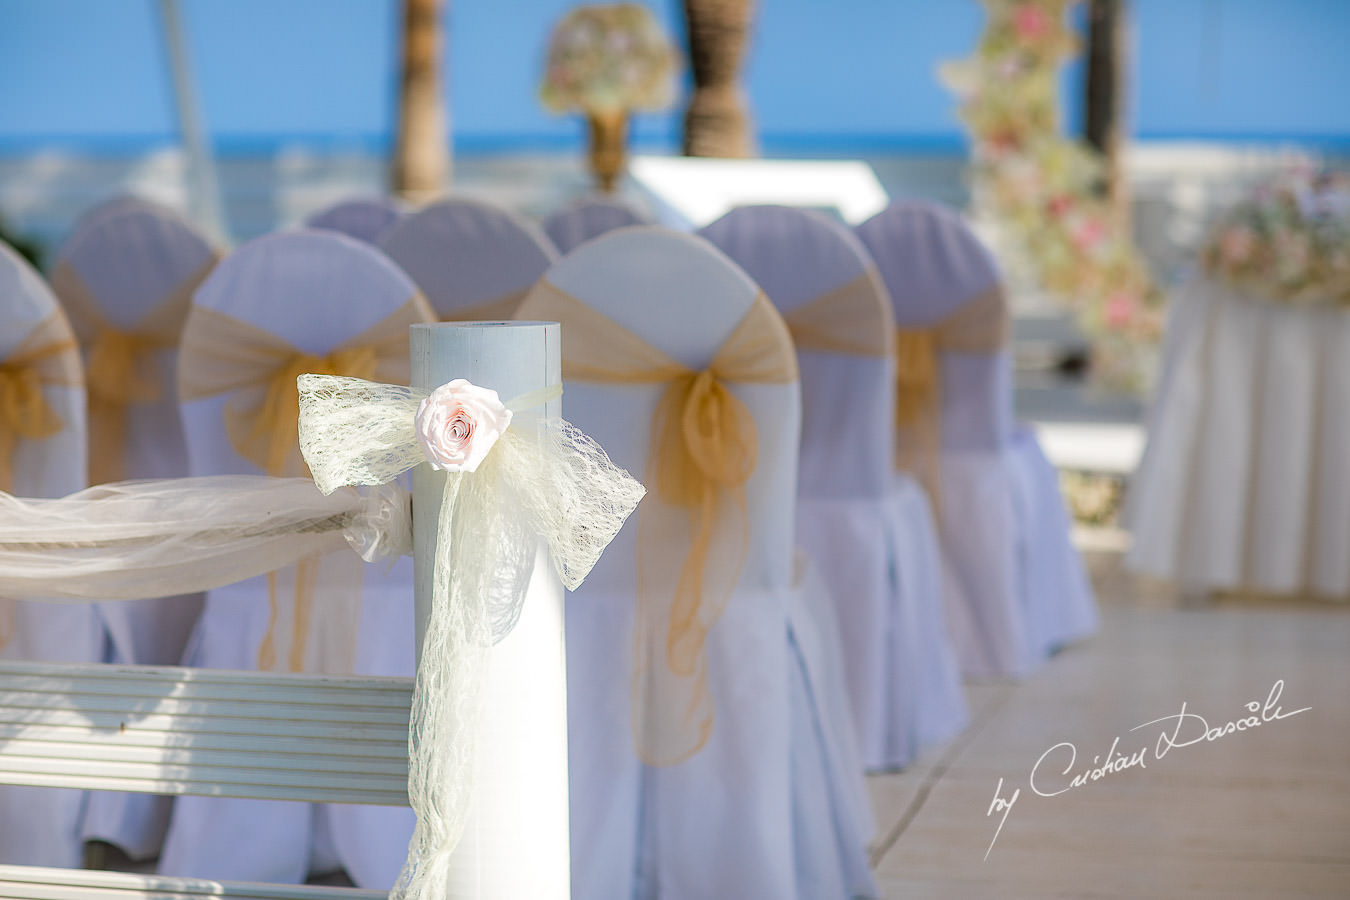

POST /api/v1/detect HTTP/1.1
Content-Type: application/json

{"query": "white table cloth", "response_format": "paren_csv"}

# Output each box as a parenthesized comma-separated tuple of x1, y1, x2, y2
(1128, 275, 1350, 597)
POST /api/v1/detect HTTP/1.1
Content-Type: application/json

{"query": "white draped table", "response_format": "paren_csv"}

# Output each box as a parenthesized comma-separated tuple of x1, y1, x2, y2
(1127, 275, 1350, 598)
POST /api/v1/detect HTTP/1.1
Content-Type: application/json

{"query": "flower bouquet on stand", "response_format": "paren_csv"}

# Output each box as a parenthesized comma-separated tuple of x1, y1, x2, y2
(540, 3, 679, 193)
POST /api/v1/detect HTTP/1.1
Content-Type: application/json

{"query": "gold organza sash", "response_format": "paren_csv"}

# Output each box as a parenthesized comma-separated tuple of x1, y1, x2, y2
(893, 285, 1009, 518)
(780, 269, 894, 358)
(518, 282, 797, 765)
(177, 294, 432, 671)
(442, 287, 529, 322)
(49, 258, 216, 484)
(0, 313, 82, 493)
(0, 312, 82, 648)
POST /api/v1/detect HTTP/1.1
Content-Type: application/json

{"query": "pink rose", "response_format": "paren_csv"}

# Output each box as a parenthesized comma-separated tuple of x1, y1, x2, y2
(1104, 291, 1136, 329)
(415, 379, 513, 473)
(1048, 194, 1074, 217)
(1013, 4, 1050, 41)
(1219, 226, 1255, 265)
(1071, 216, 1108, 251)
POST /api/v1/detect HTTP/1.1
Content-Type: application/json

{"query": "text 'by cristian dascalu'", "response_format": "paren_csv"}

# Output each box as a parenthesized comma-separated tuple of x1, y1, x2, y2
(983, 679, 1310, 860)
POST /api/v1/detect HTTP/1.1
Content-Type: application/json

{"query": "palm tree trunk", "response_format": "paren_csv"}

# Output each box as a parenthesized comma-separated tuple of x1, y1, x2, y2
(1084, 0, 1128, 230)
(392, 0, 448, 200)
(681, 0, 757, 157)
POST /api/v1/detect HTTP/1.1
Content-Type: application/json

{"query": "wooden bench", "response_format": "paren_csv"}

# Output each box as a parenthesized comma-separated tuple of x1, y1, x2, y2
(0, 660, 412, 897)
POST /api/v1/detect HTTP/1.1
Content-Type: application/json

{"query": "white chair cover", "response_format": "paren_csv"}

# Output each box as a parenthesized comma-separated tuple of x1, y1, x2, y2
(856, 202, 1097, 678)
(380, 197, 558, 320)
(49, 201, 219, 859)
(701, 205, 967, 770)
(1127, 275, 1350, 597)
(158, 230, 429, 886)
(543, 198, 651, 254)
(0, 242, 104, 867)
(516, 227, 876, 900)
(69, 195, 162, 236)
(305, 197, 405, 246)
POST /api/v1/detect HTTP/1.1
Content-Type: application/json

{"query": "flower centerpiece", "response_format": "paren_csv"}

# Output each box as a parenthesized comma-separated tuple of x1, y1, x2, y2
(940, 0, 1165, 388)
(1200, 167, 1350, 307)
(540, 3, 679, 192)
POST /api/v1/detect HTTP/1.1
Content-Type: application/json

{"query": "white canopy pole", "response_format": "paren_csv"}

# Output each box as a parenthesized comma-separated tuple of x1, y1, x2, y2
(158, 0, 230, 244)
(410, 321, 570, 899)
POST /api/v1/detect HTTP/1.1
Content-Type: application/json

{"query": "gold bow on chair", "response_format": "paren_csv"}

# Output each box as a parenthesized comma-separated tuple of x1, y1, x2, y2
(178, 294, 433, 671)
(518, 283, 797, 765)
(892, 285, 1010, 521)
(0, 311, 82, 649)
(49, 258, 215, 484)
(0, 313, 82, 493)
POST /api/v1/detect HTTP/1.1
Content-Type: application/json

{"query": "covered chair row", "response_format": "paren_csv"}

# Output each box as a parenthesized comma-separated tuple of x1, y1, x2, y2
(0, 242, 103, 868)
(856, 202, 1098, 679)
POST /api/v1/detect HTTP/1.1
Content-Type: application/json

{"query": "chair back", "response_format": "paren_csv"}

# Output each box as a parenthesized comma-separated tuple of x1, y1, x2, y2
(381, 198, 558, 320)
(0, 242, 86, 499)
(856, 201, 1013, 454)
(305, 197, 404, 245)
(177, 229, 432, 674)
(544, 198, 651, 254)
(517, 226, 800, 764)
(702, 205, 895, 497)
(49, 202, 217, 484)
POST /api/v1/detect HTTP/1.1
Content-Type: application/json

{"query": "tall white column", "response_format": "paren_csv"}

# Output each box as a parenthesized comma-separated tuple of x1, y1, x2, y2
(410, 321, 569, 899)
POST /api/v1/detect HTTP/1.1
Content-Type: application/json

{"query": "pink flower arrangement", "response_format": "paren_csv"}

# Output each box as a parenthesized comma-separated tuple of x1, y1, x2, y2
(940, 0, 1165, 388)
(1201, 169, 1350, 307)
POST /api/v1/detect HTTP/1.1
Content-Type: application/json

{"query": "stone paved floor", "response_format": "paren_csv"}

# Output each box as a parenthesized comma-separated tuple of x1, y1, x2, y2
(866, 554, 1350, 899)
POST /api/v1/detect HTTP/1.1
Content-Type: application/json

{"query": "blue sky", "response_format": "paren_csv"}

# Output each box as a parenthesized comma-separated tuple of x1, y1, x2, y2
(1, 0, 1347, 155)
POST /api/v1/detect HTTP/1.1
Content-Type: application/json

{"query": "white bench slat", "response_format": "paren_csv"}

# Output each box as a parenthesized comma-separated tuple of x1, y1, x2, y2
(0, 709, 407, 744)
(0, 662, 411, 806)
(0, 690, 410, 726)
(0, 723, 406, 759)
(0, 665, 412, 706)
(0, 736, 409, 775)
(0, 865, 386, 900)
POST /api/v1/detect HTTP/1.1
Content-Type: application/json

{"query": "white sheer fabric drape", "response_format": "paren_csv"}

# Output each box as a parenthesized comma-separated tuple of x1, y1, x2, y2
(1128, 276, 1350, 597)
(701, 205, 967, 771)
(380, 198, 558, 320)
(518, 227, 877, 900)
(857, 202, 1097, 678)
(159, 230, 427, 886)
(0, 243, 104, 868)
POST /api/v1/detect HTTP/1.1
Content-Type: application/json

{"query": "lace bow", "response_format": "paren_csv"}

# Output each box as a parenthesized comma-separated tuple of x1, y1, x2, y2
(297, 373, 644, 900)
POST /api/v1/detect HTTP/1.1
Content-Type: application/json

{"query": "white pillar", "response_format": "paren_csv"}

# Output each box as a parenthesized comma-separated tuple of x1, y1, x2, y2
(410, 321, 569, 899)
